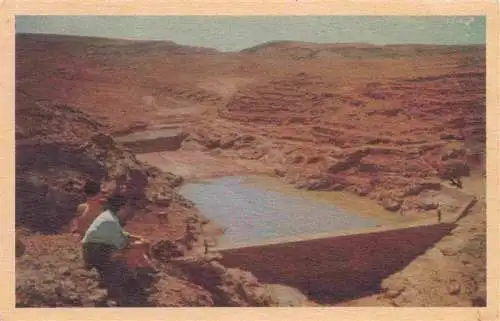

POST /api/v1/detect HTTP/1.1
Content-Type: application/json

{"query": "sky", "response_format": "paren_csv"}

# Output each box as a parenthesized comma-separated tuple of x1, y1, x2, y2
(15, 16, 486, 52)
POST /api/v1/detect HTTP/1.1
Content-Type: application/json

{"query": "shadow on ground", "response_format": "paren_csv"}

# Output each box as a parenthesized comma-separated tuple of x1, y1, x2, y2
(219, 223, 456, 305)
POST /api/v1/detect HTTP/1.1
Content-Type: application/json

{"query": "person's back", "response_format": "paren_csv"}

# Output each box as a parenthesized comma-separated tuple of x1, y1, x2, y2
(82, 209, 128, 250)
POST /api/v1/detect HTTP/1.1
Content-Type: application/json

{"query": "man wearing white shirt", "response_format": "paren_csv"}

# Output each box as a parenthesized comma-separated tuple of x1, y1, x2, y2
(82, 193, 144, 304)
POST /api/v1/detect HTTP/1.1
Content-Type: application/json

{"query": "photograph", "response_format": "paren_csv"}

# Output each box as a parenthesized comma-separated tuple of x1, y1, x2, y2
(10, 13, 489, 311)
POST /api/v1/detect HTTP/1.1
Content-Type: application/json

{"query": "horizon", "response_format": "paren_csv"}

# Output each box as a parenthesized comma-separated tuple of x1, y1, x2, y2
(15, 16, 486, 52)
(16, 31, 486, 53)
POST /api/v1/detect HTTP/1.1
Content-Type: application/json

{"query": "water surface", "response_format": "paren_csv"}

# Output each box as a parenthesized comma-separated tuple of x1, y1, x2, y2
(178, 176, 380, 246)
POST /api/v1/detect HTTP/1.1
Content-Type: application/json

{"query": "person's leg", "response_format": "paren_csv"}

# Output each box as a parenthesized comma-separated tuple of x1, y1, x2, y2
(82, 243, 102, 271)
(103, 258, 135, 306)
(83, 243, 112, 289)
(99, 253, 124, 301)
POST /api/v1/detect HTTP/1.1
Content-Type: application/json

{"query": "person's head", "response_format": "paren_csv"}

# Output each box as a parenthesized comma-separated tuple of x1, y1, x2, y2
(107, 193, 128, 214)
(83, 180, 101, 198)
(106, 192, 138, 224)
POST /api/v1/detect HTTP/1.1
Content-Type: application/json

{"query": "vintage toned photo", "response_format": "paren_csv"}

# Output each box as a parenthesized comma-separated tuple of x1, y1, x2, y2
(14, 16, 486, 308)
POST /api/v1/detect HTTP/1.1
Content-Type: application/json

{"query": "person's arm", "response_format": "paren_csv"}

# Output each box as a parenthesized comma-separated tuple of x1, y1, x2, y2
(118, 227, 149, 247)
(70, 203, 87, 233)
(123, 230, 144, 242)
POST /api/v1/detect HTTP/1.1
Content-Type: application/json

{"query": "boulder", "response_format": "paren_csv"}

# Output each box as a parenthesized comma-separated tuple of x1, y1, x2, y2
(303, 178, 332, 191)
(153, 192, 173, 207)
(306, 155, 322, 164)
(347, 185, 371, 196)
(91, 133, 114, 148)
(437, 160, 470, 180)
(414, 197, 439, 211)
(326, 159, 352, 173)
(403, 181, 441, 197)
(441, 147, 466, 161)
(379, 196, 403, 211)
(265, 284, 310, 307)
(274, 168, 286, 177)
(151, 240, 184, 262)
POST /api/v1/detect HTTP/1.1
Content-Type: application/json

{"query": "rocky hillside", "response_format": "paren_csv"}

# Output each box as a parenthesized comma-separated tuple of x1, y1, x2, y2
(379, 200, 486, 307)
(187, 45, 485, 214)
(14, 89, 311, 307)
(16, 88, 184, 235)
(17, 233, 311, 307)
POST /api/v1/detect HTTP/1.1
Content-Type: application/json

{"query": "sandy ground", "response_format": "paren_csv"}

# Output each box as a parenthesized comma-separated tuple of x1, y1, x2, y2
(137, 150, 276, 181)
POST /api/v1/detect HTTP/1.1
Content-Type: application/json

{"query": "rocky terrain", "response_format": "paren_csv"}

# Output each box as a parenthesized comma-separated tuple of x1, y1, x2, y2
(14, 87, 311, 307)
(189, 45, 485, 214)
(18, 34, 485, 213)
(15, 33, 486, 307)
(379, 199, 486, 307)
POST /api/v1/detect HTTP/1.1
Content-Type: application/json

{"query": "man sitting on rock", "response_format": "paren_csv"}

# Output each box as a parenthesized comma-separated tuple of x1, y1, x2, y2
(81, 192, 158, 303)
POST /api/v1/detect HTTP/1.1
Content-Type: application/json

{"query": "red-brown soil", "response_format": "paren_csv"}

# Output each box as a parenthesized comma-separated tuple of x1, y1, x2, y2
(15, 33, 486, 307)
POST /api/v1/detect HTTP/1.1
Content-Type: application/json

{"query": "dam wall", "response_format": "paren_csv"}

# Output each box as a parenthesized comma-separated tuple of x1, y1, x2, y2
(115, 128, 187, 153)
(218, 222, 457, 304)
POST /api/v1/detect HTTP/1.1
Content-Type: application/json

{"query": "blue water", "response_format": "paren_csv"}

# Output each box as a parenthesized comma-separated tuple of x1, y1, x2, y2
(15, 16, 485, 52)
(178, 176, 379, 246)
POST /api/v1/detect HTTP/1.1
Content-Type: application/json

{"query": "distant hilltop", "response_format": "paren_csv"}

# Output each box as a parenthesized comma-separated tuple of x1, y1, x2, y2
(240, 40, 485, 60)
(241, 40, 378, 53)
(15, 33, 221, 55)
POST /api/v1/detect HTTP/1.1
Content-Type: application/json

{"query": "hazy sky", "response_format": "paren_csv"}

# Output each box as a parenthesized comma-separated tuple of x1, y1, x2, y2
(15, 16, 485, 52)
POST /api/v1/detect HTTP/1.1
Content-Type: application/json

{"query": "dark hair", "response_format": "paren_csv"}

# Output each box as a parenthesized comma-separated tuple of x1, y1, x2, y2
(83, 180, 101, 197)
(107, 193, 127, 213)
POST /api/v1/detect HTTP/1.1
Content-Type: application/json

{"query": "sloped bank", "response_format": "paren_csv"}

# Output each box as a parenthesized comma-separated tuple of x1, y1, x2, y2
(14, 91, 311, 307)
(375, 200, 486, 307)
(16, 234, 312, 307)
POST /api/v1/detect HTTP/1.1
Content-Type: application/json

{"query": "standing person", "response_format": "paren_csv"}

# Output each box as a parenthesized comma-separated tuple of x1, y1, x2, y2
(437, 204, 442, 223)
(203, 240, 209, 255)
